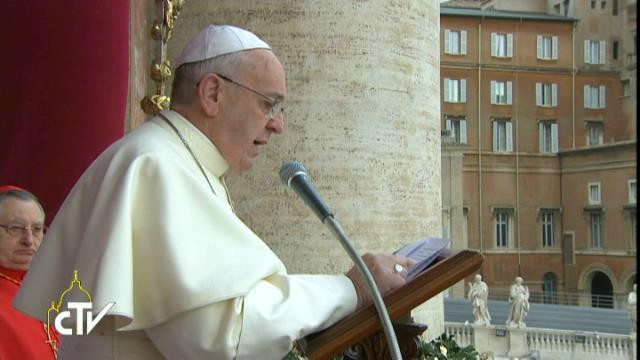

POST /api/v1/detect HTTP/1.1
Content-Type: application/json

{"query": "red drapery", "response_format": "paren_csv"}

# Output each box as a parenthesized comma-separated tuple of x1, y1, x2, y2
(0, 1, 129, 222)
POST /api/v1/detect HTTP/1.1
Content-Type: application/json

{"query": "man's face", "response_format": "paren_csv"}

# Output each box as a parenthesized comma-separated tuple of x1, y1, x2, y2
(0, 197, 45, 271)
(213, 50, 286, 174)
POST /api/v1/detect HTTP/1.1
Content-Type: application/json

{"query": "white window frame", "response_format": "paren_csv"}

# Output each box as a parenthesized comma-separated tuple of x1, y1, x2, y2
(444, 29, 468, 55)
(443, 78, 467, 103)
(585, 40, 606, 64)
(541, 211, 555, 247)
(622, 79, 631, 97)
(492, 119, 513, 152)
(628, 179, 636, 204)
(491, 32, 513, 58)
(536, 83, 558, 107)
(537, 35, 559, 60)
(584, 85, 606, 109)
(495, 211, 510, 248)
(586, 121, 604, 146)
(445, 116, 468, 144)
(590, 213, 603, 249)
(491, 80, 513, 105)
(539, 121, 559, 153)
(588, 182, 602, 205)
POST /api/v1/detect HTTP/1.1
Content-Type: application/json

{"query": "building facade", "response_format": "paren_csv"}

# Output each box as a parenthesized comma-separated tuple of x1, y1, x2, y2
(440, 0, 636, 308)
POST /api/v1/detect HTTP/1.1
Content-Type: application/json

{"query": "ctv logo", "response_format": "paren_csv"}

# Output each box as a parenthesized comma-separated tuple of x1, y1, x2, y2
(47, 270, 115, 336)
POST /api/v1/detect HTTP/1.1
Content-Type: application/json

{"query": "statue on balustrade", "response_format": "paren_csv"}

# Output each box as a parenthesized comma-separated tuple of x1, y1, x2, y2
(628, 284, 636, 334)
(506, 277, 529, 328)
(467, 274, 491, 326)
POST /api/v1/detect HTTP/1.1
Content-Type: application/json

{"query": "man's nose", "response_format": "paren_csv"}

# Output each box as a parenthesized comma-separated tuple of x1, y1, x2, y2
(19, 229, 35, 245)
(267, 112, 284, 134)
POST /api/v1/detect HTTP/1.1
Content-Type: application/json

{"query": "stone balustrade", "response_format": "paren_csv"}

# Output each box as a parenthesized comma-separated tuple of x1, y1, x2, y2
(444, 322, 637, 359)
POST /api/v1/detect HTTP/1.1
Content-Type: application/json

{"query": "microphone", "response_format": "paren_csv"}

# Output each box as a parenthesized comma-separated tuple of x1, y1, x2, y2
(279, 160, 404, 360)
(279, 161, 334, 222)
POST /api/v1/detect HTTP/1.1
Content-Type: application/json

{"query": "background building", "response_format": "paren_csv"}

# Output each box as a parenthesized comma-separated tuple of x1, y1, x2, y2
(441, 0, 636, 308)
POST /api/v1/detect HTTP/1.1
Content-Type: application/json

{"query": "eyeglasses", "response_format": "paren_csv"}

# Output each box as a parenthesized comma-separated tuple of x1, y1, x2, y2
(0, 224, 47, 238)
(215, 73, 285, 119)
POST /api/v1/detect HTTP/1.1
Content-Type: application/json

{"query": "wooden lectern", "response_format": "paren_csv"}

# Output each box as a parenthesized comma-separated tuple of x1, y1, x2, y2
(297, 249, 483, 360)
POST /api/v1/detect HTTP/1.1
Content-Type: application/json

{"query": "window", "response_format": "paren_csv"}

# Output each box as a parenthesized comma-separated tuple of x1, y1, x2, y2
(613, 0, 618, 15)
(443, 78, 467, 103)
(445, 116, 467, 144)
(444, 29, 467, 55)
(541, 211, 556, 247)
(590, 213, 603, 248)
(554, 4, 561, 14)
(491, 32, 513, 58)
(622, 79, 631, 97)
(542, 273, 558, 304)
(539, 121, 559, 153)
(491, 80, 513, 105)
(495, 211, 510, 247)
(585, 40, 606, 64)
(588, 182, 602, 205)
(591, 0, 596, 9)
(601, 0, 606, 10)
(492, 119, 513, 152)
(629, 180, 636, 204)
(536, 83, 558, 107)
(537, 35, 559, 60)
(586, 122, 604, 145)
(613, 40, 619, 60)
(584, 85, 606, 109)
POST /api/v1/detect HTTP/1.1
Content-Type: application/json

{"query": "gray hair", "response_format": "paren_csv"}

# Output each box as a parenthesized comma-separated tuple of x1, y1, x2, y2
(0, 189, 45, 220)
(171, 51, 253, 106)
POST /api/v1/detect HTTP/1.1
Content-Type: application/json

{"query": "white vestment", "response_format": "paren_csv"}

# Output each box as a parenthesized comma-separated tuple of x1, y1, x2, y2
(14, 110, 357, 359)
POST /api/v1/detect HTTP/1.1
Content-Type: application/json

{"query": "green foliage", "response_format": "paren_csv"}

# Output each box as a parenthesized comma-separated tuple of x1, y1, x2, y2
(283, 333, 478, 360)
(421, 333, 478, 360)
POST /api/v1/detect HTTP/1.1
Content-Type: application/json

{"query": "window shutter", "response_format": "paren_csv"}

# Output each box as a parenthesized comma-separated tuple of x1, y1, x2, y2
(539, 123, 545, 152)
(491, 32, 497, 56)
(552, 83, 558, 107)
(444, 30, 451, 54)
(552, 36, 558, 59)
(537, 35, 543, 59)
(584, 85, 590, 108)
(490, 81, 496, 104)
(599, 85, 606, 108)
(506, 121, 513, 152)
(506, 81, 513, 105)
(493, 121, 498, 151)
(599, 40, 606, 64)
(536, 83, 542, 106)
(444, 78, 450, 102)
(507, 33, 514, 57)
(461, 30, 467, 55)
(551, 123, 559, 153)
(460, 79, 467, 103)
(584, 40, 590, 63)
(460, 120, 467, 144)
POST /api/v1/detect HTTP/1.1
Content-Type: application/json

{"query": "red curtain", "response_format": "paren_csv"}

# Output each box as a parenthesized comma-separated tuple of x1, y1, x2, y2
(0, 1, 129, 222)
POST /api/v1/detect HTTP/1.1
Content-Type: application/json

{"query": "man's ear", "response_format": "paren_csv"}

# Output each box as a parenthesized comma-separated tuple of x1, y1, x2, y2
(197, 73, 222, 117)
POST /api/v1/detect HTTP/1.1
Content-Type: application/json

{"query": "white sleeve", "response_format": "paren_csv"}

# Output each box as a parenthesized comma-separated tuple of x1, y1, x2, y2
(144, 274, 357, 360)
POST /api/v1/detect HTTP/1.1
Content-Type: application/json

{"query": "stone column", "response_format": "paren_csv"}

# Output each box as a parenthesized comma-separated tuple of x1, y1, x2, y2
(168, 0, 442, 339)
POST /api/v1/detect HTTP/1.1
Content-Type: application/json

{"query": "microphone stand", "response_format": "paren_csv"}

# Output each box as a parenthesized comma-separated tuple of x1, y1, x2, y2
(323, 215, 403, 360)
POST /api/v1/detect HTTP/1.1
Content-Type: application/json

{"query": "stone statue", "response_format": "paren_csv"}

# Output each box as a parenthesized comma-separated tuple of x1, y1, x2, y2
(467, 274, 491, 326)
(506, 276, 529, 328)
(628, 284, 637, 334)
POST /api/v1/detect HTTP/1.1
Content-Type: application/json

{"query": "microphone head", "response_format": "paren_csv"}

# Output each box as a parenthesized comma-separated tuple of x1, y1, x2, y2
(279, 161, 307, 187)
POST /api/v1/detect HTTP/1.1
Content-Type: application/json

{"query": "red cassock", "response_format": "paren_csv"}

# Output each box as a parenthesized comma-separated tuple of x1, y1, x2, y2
(0, 266, 59, 359)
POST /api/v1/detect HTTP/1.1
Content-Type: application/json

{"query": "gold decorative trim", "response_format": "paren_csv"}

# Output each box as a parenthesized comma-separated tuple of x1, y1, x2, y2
(140, 0, 186, 115)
